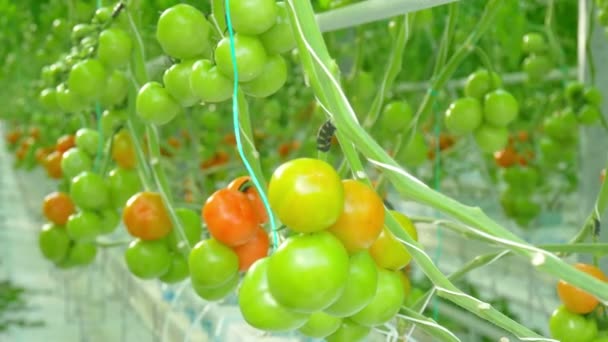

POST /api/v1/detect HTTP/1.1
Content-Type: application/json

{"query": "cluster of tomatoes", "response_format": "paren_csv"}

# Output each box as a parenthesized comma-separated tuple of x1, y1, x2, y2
(444, 69, 520, 155)
(549, 263, 608, 342)
(521, 32, 553, 83)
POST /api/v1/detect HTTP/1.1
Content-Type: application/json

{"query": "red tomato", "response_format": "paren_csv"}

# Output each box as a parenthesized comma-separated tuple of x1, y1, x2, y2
(202, 188, 258, 246)
(123, 192, 173, 240)
(227, 176, 268, 224)
(56, 134, 76, 153)
(557, 263, 607, 314)
(42, 192, 75, 225)
(233, 226, 270, 271)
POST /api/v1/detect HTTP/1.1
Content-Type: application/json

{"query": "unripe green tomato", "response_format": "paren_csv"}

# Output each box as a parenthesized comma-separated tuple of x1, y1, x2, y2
(483, 89, 519, 127)
(98, 28, 133, 69)
(397, 132, 427, 167)
(56, 83, 86, 113)
(584, 86, 603, 106)
(163, 60, 200, 107)
(101, 70, 129, 107)
(98, 209, 120, 234)
(39, 88, 59, 111)
(125, 239, 172, 279)
(189, 60, 233, 103)
(523, 55, 552, 82)
(75, 128, 101, 157)
(578, 105, 601, 125)
(598, 9, 608, 26)
(229, 0, 277, 35)
(325, 319, 370, 342)
(565, 81, 585, 104)
(65, 242, 97, 266)
(259, 2, 296, 54)
(521, 33, 547, 54)
(299, 312, 341, 338)
(39, 223, 70, 263)
(464, 69, 502, 99)
(474, 125, 509, 154)
(444, 97, 483, 134)
(61, 148, 93, 179)
(215, 34, 268, 82)
(380, 101, 413, 133)
(108, 167, 141, 210)
(156, 4, 211, 59)
(92, 7, 112, 24)
(241, 54, 288, 98)
(166, 208, 202, 253)
(188, 239, 239, 288)
(101, 109, 128, 137)
(136, 82, 182, 125)
(350, 268, 405, 327)
(192, 272, 239, 301)
(549, 305, 598, 342)
(71, 23, 94, 42)
(66, 210, 102, 242)
(70, 171, 111, 210)
(159, 254, 190, 284)
(68, 59, 107, 101)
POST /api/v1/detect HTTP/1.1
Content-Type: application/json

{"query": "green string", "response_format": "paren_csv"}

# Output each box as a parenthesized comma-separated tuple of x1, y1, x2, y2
(429, 88, 442, 322)
(224, 0, 278, 249)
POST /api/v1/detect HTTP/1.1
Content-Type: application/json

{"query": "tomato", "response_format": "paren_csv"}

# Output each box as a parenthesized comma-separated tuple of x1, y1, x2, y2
(229, 0, 277, 35)
(56, 83, 86, 113)
(584, 86, 602, 106)
(188, 239, 239, 288)
(75, 128, 101, 157)
(64, 242, 97, 266)
(61, 148, 93, 179)
(444, 97, 482, 135)
(202, 188, 258, 246)
(268, 158, 344, 233)
(136, 82, 182, 125)
(578, 105, 601, 125)
(56, 134, 76, 153)
(494, 147, 517, 168)
(399, 272, 412, 302)
(156, 4, 211, 59)
(215, 34, 267, 82)
(483, 89, 519, 127)
(350, 268, 404, 326)
(192, 272, 239, 301)
(35, 146, 52, 165)
(227, 176, 268, 224)
(474, 124, 509, 154)
(380, 101, 413, 133)
(71, 172, 110, 210)
(100, 70, 129, 107)
(44, 151, 63, 179)
(566, 82, 585, 104)
(125, 239, 172, 279)
(233, 226, 269, 272)
(108, 167, 141, 209)
(238, 258, 309, 331)
(38, 223, 70, 263)
(5, 129, 21, 145)
(97, 27, 132, 69)
(101, 109, 127, 137)
(166, 208, 202, 252)
(241, 54, 287, 98)
(464, 69, 502, 99)
(523, 55, 552, 82)
(267, 231, 349, 313)
(189, 59, 233, 103)
(557, 263, 607, 314)
(325, 319, 371, 342)
(123, 192, 172, 240)
(522, 32, 547, 54)
(159, 254, 189, 284)
(397, 131, 428, 167)
(111, 129, 136, 169)
(369, 211, 418, 271)
(39, 88, 59, 111)
(259, 2, 296, 55)
(163, 60, 199, 107)
(299, 312, 341, 338)
(92, 6, 112, 24)
(327, 180, 384, 253)
(549, 305, 598, 342)
(66, 210, 102, 242)
(42, 192, 75, 225)
(99, 209, 120, 234)
(543, 109, 578, 142)
(325, 250, 378, 317)
(68, 59, 107, 101)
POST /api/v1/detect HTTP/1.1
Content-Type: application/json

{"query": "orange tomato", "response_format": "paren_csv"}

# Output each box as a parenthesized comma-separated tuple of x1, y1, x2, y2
(327, 180, 385, 253)
(56, 134, 76, 153)
(111, 130, 136, 169)
(223, 133, 236, 146)
(122, 192, 173, 240)
(15, 146, 28, 161)
(493, 147, 517, 168)
(167, 136, 181, 149)
(6, 129, 21, 145)
(35, 147, 51, 164)
(517, 130, 529, 142)
(202, 188, 258, 247)
(29, 126, 41, 140)
(44, 151, 63, 179)
(439, 134, 455, 151)
(557, 263, 608, 314)
(42, 192, 75, 225)
(232, 226, 269, 272)
(227, 176, 269, 224)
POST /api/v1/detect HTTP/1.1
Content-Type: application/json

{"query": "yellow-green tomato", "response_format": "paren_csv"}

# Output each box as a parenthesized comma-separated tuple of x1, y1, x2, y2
(349, 268, 405, 327)
(299, 312, 341, 338)
(325, 319, 371, 342)
(369, 211, 418, 271)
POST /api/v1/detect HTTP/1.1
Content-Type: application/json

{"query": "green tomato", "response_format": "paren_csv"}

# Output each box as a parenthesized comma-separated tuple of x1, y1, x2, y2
(39, 223, 70, 263)
(39, 88, 59, 111)
(125, 239, 172, 279)
(92, 7, 112, 25)
(192, 272, 239, 301)
(68, 59, 107, 101)
(325, 250, 378, 317)
(166, 208, 202, 253)
(97, 27, 132, 69)
(70, 171, 110, 210)
(397, 132, 427, 167)
(66, 210, 102, 242)
(380, 101, 413, 133)
(56, 83, 86, 113)
(565, 81, 585, 105)
(521, 33, 547, 54)
(539, 137, 564, 163)
(464, 69, 502, 99)
(238, 258, 309, 331)
(259, 2, 296, 54)
(404, 287, 425, 307)
(101, 109, 128, 137)
(190, 60, 233, 103)
(523, 55, 552, 83)
(99, 209, 120, 234)
(159, 254, 189, 284)
(156, 4, 211, 59)
(444, 97, 483, 134)
(100, 70, 129, 107)
(543, 109, 578, 142)
(350, 268, 405, 327)
(71, 23, 94, 42)
(584, 86, 602, 106)
(549, 305, 598, 342)
(474, 125, 509, 154)
(325, 319, 371, 342)
(299, 312, 341, 338)
(61, 148, 93, 179)
(75, 128, 101, 157)
(229, 0, 277, 35)
(578, 105, 601, 125)
(163, 60, 199, 107)
(136, 82, 182, 125)
(215, 34, 267, 82)
(108, 167, 141, 209)
(267, 232, 349, 313)
(188, 239, 239, 288)
(483, 89, 519, 127)
(268, 158, 344, 233)
(65, 242, 97, 266)
(241, 54, 287, 98)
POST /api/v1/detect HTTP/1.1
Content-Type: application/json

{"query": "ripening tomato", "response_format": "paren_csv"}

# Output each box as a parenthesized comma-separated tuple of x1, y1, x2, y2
(557, 263, 607, 314)
(232, 226, 269, 272)
(268, 158, 344, 233)
(43, 192, 75, 225)
(369, 211, 418, 270)
(202, 188, 258, 247)
(549, 305, 598, 342)
(227, 176, 268, 224)
(56, 134, 76, 153)
(188, 239, 239, 288)
(5, 129, 21, 145)
(44, 151, 63, 179)
(111, 129, 136, 169)
(327, 180, 385, 253)
(298, 312, 341, 339)
(325, 319, 371, 342)
(123, 192, 173, 240)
